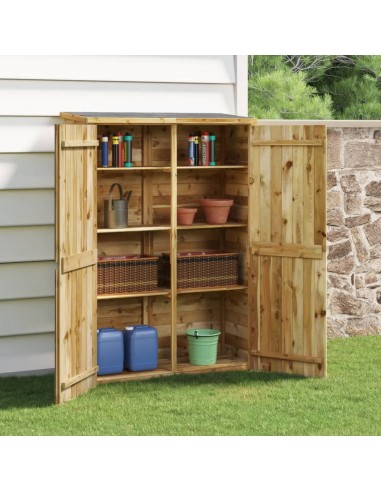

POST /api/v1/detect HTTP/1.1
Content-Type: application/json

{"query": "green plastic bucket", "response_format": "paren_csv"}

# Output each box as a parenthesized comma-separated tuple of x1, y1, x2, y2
(185, 329, 221, 365)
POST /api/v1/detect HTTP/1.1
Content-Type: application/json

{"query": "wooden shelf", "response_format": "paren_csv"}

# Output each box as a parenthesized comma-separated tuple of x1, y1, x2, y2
(177, 222, 246, 230)
(97, 225, 171, 233)
(97, 288, 171, 300)
(97, 166, 171, 172)
(97, 357, 249, 383)
(177, 285, 247, 295)
(97, 362, 172, 384)
(175, 356, 248, 374)
(177, 165, 247, 170)
(98, 166, 246, 172)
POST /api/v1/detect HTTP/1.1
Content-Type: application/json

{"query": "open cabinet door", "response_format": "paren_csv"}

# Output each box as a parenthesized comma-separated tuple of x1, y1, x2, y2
(250, 125, 326, 377)
(55, 124, 99, 403)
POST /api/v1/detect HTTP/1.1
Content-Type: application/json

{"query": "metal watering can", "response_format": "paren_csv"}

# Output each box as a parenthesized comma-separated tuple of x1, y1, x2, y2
(104, 183, 132, 229)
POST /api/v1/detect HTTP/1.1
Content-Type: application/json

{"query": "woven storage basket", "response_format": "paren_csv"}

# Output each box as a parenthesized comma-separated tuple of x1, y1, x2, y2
(161, 251, 239, 289)
(98, 255, 159, 295)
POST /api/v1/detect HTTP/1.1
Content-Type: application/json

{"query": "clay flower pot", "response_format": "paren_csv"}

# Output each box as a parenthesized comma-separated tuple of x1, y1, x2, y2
(200, 198, 234, 224)
(177, 207, 197, 225)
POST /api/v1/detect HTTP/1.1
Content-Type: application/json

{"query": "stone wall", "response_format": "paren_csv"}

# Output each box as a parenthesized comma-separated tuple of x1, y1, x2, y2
(327, 127, 381, 337)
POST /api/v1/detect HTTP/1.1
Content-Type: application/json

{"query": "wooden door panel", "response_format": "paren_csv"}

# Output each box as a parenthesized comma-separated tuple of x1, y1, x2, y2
(250, 125, 327, 377)
(55, 124, 98, 403)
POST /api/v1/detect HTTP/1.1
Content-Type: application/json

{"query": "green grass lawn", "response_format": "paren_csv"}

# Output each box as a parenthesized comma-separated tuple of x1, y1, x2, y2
(0, 336, 380, 435)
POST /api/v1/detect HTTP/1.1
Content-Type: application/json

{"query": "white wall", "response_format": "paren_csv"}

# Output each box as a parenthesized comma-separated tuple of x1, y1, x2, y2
(0, 55, 248, 375)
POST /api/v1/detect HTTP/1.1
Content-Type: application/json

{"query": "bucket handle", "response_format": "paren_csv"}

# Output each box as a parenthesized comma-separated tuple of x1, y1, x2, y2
(108, 183, 124, 212)
(194, 330, 198, 339)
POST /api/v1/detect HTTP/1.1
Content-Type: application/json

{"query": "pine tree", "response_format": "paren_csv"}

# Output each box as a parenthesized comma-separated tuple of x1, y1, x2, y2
(311, 56, 381, 119)
(248, 55, 381, 120)
(248, 56, 333, 119)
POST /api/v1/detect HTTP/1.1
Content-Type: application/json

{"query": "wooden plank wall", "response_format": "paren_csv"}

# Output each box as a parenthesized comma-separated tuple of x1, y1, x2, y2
(225, 125, 249, 165)
(97, 296, 172, 361)
(176, 292, 222, 359)
(97, 231, 170, 257)
(177, 125, 224, 166)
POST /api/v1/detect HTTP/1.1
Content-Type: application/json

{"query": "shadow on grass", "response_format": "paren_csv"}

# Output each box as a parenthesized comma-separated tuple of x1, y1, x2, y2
(98, 369, 305, 391)
(0, 370, 304, 410)
(0, 374, 54, 410)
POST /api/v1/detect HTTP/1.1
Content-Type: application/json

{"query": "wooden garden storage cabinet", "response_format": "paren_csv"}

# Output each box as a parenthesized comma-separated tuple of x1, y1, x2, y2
(55, 113, 327, 404)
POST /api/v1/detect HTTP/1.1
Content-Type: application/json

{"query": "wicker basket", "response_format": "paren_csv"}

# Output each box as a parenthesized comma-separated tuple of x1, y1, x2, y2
(98, 255, 159, 295)
(161, 251, 239, 289)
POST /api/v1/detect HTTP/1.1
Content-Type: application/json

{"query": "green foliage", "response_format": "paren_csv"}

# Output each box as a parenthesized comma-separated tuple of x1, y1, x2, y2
(283, 55, 335, 83)
(249, 64, 333, 119)
(248, 55, 285, 77)
(326, 75, 381, 119)
(312, 56, 381, 119)
(249, 55, 381, 120)
(0, 336, 381, 435)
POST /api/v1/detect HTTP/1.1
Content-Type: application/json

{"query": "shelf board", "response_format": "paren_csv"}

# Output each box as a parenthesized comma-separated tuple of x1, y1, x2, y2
(177, 165, 247, 170)
(97, 357, 249, 383)
(97, 288, 171, 300)
(177, 285, 247, 295)
(177, 222, 246, 230)
(97, 225, 171, 233)
(176, 356, 248, 374)
(97, 166, 171, 172)
(97, 363, 172, 384)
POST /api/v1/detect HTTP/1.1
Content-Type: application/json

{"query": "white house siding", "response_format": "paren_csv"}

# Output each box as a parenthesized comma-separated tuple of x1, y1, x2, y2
(0, 55, 248, 375)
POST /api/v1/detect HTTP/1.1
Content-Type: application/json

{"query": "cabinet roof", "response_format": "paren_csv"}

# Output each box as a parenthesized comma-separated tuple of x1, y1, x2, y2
(60, 112, 256, 125)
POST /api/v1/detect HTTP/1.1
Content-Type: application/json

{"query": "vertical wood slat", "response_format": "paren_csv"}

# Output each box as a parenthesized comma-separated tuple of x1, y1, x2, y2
(142, 126, 154, 265)
(86, 124, 97, 393)
(220, 292, 226, 354)
(315, 258, 327, 377)
(314, 126, 327, 377)
(291, 126, 304, 375)
(250, 125, 327, 378)
(314, 126, 327, 251)
(143, 126, 153, 226)
(292, 258, 304, 376)
(251, 126, 261, 243)
(270, 256, 282, 373)
(270, 126, 282, 243)
(170, 124, 177, 372)
(281, 257, 293, 374)
(248, 124, 259, 369)
(303, 126, 316, 378)
(55, 124, 98, 404)
(260, 126, 271, 243)
(251, 125, 264, 370)
(303, 259, 315, 377)
(76, 124, 85, 397)
(282, 125, 293, 245)
(281, 125, 294, 373)
(269, 126, 283, 373)
(259, 127, 271, 369)
(260, 255, 271, 363)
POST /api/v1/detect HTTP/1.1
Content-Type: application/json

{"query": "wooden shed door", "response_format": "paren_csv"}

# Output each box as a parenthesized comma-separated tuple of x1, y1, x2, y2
(249, 125, 327, 377)
(55, 124, 99, 403)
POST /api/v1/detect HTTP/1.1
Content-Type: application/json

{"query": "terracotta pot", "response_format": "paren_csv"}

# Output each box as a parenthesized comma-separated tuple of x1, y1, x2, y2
(177, 207, 197, 225)
(200, 198, 234, 224)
